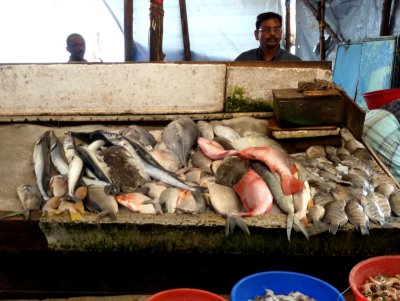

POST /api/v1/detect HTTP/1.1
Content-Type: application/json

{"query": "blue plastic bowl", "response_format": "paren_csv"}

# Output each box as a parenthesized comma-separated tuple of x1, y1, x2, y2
(231, 271, 345, 301)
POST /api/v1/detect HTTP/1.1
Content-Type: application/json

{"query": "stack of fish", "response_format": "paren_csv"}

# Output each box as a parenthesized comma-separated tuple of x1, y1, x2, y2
(16, 116, 400, 240)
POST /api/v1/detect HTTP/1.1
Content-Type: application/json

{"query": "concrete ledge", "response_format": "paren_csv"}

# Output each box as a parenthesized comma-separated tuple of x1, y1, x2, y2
(0, 63, 226, 115)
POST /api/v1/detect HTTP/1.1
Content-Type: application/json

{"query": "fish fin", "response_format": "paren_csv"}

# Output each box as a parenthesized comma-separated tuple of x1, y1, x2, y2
(329, 224, 339, 235)
(281, 176, 305, 195)
(96, 210, 117, 221)
(307, 198, 314, 208)
(360, 225, 369, 236)
(286, 214, 294, 241)
(290, 163, 298, 175)
(0, 210, 29, 220)
(225, 215, 250, 236)
(293, 216, 309, 240)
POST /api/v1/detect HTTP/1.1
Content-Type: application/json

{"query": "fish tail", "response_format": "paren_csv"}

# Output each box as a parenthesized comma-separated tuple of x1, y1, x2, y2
(329, 224, 339, 235)
(301, 216, 309, 226)
(293, 216, 309, 240)
(360, 225, 370, 236)
(281, 175, 305, 195)
(225, 215, 250, 236)
(286, 214, 294, 241)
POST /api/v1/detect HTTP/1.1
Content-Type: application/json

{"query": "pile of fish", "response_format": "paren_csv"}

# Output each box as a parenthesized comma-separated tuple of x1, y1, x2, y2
(250, 289, 317, 301)
(359, 274, 400, 300)
(12, 116, 400, 239)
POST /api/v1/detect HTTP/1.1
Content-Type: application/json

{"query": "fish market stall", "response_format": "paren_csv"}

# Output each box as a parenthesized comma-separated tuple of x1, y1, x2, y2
(0, 61, 398, 299)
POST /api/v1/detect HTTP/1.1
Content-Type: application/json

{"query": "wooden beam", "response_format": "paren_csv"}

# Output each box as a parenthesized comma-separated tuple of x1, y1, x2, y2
(124, 0, 133, 61)
(149, 0, 165, 61)
(179, 0, 191, 61)
(380, 0, 393, 36)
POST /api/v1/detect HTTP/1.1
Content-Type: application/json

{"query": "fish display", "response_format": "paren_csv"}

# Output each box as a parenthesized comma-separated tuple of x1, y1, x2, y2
(20, 116, 400, 239)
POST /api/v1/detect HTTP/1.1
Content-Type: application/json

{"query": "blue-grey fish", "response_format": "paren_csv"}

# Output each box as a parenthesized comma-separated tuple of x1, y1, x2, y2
(162, 116, 199, 168)
(196, 120, 214, 140)
(253, 162, 308, 240)
(121, 124, 156, 150)
(49, 131, 69, 175)
(33, 130, 52, 201)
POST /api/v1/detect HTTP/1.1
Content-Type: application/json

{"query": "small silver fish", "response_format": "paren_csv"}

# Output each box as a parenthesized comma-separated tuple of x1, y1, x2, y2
(49, 131, 69, 175)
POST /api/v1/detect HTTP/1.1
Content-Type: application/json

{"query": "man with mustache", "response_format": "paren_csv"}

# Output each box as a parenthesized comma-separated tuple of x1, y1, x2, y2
(235, 12, 301, 61)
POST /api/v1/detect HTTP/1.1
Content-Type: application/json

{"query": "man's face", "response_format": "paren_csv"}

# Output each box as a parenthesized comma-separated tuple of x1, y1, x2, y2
(67, 36, 86, 60)
(254, 18, 282, 49)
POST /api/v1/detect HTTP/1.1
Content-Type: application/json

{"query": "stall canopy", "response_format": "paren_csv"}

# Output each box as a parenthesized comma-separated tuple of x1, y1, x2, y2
(0, 0, 399, 63)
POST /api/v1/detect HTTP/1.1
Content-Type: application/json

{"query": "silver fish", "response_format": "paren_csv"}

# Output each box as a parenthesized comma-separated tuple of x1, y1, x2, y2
(67, 153, 84, 200)
(159, 187, 180, 213)
(196, 120, 214, 140)
(190, 149, 213, 173)
(76, 142, 112, 184)
(207, 182, 249, 236)
(49, 131, 69, 175)
(212, 123, 241, 142)
(63, 131, 77, 163)
(121, 124, 156, 150)
(162, 116, 198, 167)
(232, 133, 285, 152)
(85, 185, 118, 220)
(33, 130, 52, 202)
(345, 199, 370, 235)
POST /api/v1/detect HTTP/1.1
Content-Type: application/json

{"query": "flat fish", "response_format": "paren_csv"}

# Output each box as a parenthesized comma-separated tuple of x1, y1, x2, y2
(207, 182, 249, 236)
(162, 116, 198, 168)
(190, 149, 213, 173)
(360, 194, 387, 227)
(159, 187, 180, 213)
(150, 148, 181, 173)
(196, 120, 214, 140)
(307, 204, 325, 228)
(33, 130, 52, 202)
(116, 192, 157, 214)
(85, 185, 119, 219)
(305, 145, 326, 159)
(345, 199, 370, 235)
(389, 190, 400, 216)
(232, 133, 285, 151)
(233, 169, 273, 217)
(99, 145, 148, 193)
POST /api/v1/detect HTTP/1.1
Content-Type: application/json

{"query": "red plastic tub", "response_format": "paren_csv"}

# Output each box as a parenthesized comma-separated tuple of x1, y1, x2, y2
(363, 87, 400, 110)
(349, 255, 400, 301)
(147, 288, 226, 301)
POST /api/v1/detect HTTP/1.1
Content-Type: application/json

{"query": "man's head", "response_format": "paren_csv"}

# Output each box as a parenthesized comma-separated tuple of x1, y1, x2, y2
(66, 33, 86, 61)
(254, 12, 283, 50)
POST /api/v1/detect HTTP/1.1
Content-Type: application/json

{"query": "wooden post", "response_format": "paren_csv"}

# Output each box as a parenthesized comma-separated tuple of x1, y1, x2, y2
(149, 0, 165, 61)
(179, 0, 191, 61)
(317, 0, 326, 60)
(380, 0, 393, 36)
(124, 0, 133, 61)
(285, 0, 291, 51)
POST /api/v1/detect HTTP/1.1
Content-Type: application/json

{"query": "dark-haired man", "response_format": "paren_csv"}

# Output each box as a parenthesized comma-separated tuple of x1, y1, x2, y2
(235, 12, 301, 61)
(66, 33, 87, 63)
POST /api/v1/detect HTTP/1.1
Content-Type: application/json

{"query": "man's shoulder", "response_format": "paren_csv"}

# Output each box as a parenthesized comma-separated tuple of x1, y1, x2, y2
(234, 48, 260, 61)
(276, 48, 301, 61)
